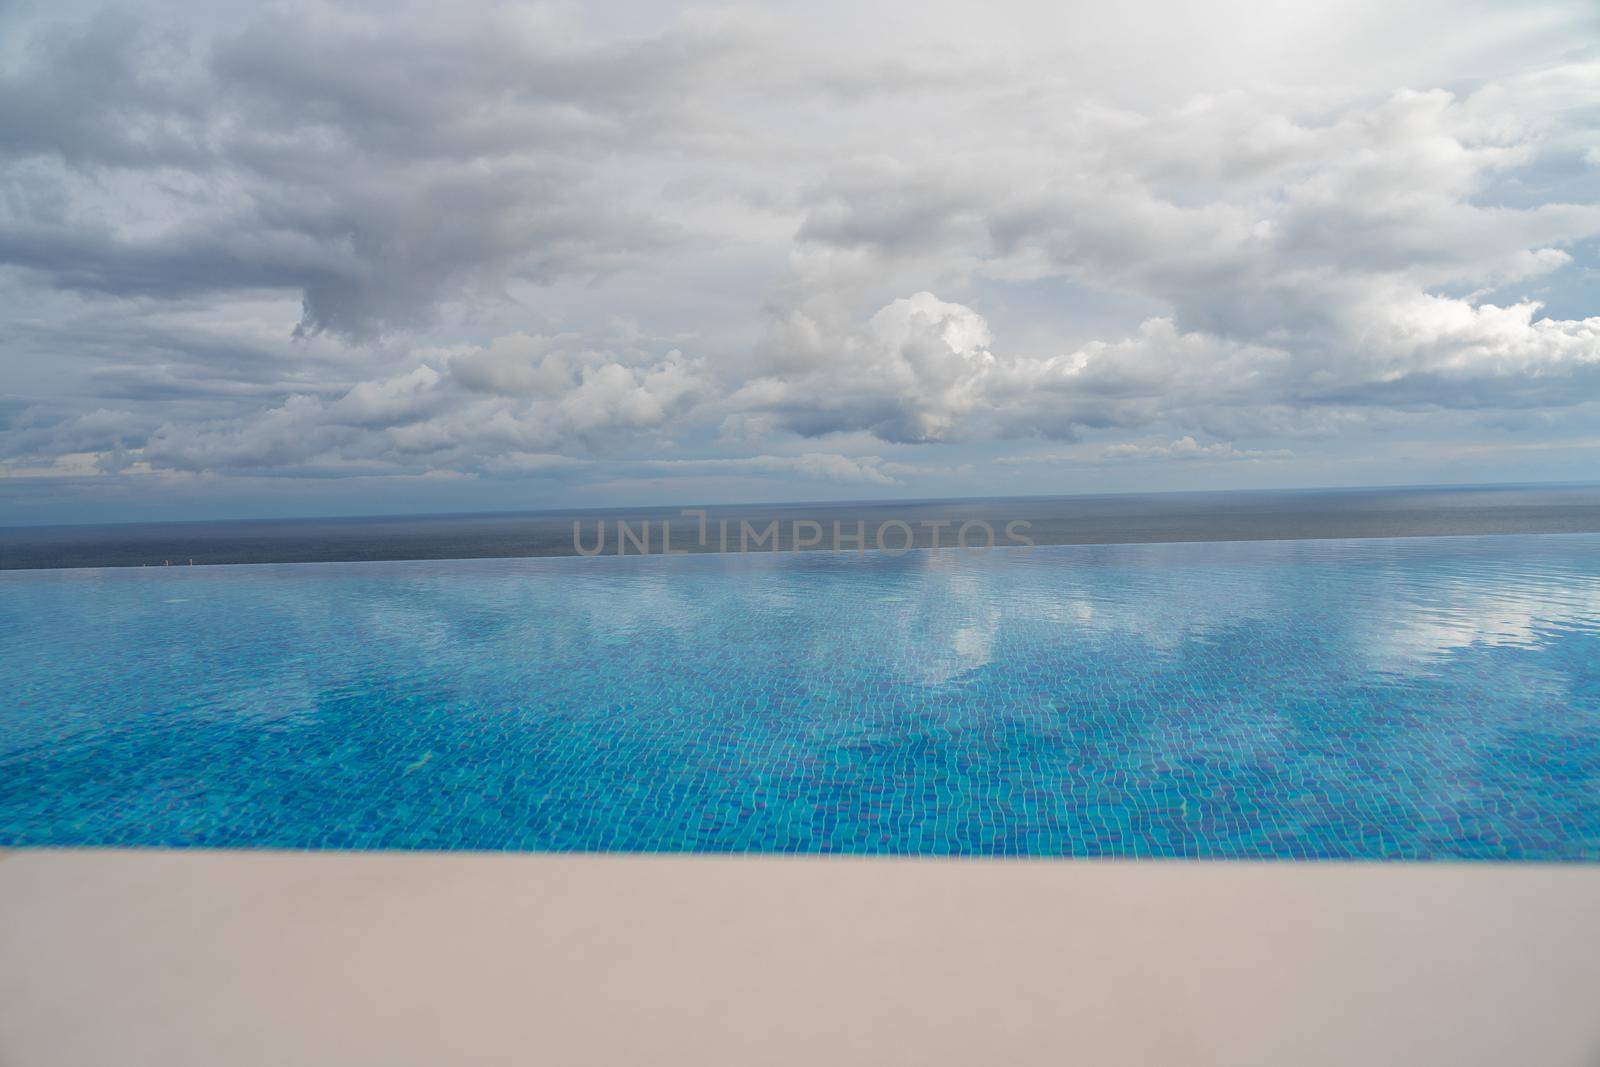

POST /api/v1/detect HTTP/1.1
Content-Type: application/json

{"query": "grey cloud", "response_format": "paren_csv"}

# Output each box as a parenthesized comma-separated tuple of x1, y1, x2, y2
(0, 202, 344, 302)
(3, 1, 1599, 507)
(0, 7, 701, 341)
(797, 168, 983, 255)
(0, 396, 28, 431)
(0, 397, 156, 473)
(0, 8, 208, 168)
(214, 9, 741, 162)
(2, 155, 676, 343)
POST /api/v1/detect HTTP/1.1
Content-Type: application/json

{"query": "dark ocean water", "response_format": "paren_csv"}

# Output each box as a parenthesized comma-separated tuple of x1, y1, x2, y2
(3, 483, 1600, 570)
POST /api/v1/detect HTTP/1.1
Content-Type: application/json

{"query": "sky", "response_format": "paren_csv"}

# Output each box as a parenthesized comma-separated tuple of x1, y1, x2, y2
(1, 0, 1598, 523)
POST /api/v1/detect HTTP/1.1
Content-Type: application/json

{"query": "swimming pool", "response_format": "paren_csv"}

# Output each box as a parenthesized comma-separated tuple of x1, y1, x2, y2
(3, 535, 1597, 859)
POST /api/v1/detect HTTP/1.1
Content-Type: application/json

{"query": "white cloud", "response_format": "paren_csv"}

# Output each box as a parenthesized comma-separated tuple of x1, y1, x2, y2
(731, 291, 995, 442)
(138, 338, 712, 474)
(1099, 437, 1293, 462)
(637, 452, 897, 486)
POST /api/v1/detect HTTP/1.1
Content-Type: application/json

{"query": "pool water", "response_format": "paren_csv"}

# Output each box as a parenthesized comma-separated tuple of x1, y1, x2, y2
(2, 535, 1598, 859)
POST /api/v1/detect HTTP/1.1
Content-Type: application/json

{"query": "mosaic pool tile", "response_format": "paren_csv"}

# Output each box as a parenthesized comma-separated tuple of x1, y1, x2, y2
(2, 535, 1598, 859)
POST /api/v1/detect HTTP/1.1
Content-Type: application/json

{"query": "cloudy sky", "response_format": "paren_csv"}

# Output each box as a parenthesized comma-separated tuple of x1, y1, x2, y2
(1, 0, 1597, 523)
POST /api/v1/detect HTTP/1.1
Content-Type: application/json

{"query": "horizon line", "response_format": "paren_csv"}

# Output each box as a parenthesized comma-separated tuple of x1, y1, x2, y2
(5, 478, 1600, 532)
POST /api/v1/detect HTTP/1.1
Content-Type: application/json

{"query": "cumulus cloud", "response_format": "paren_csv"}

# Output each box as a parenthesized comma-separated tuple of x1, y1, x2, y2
(732, 291, 995, 443)
(135, 335, 712, 475)
(746, 68, 1600, 446)
(741, 287, 1598, 447)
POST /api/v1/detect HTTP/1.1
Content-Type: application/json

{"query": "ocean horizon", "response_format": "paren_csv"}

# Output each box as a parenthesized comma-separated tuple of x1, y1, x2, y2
(6, 481, 1600, 571)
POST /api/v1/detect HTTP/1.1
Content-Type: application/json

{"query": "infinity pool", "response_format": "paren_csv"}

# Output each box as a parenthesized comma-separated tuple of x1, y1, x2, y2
(2, 535, 1598, 859)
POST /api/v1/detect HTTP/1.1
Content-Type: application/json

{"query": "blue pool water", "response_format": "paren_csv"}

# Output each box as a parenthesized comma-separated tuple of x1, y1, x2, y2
(2, 535, 1598, 859)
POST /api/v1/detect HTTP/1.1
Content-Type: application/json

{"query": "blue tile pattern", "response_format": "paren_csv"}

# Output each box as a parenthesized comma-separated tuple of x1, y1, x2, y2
(2, 535, 1598, 859)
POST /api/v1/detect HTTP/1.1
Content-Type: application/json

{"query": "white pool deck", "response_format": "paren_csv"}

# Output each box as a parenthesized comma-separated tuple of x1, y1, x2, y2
(2, 849, 1597, 1066)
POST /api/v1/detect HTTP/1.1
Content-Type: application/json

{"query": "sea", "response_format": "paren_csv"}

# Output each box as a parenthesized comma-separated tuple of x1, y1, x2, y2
(4, 483, 1600, 570)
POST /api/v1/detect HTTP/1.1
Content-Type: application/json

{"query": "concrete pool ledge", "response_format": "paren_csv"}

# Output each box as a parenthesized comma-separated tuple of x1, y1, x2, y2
(2, 849, 1597, 1066)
